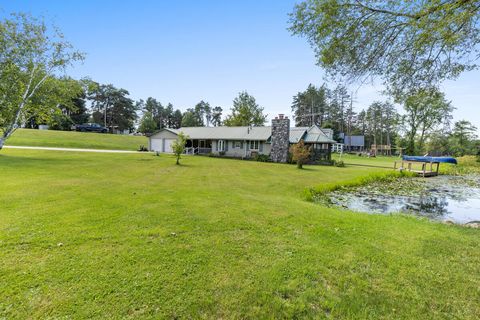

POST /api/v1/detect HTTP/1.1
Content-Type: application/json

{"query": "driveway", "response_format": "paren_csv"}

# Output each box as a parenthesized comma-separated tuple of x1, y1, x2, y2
(3, 146, 141, 153)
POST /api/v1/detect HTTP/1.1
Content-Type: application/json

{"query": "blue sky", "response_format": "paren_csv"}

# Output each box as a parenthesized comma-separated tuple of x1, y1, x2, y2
(1, 0, 479, 131)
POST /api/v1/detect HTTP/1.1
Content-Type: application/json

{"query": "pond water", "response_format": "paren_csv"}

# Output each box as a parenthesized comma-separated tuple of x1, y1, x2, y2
(327, 175, 480, 224)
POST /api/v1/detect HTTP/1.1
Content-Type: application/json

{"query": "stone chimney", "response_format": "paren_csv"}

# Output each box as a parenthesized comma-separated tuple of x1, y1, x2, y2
(270, 114, 290, 163)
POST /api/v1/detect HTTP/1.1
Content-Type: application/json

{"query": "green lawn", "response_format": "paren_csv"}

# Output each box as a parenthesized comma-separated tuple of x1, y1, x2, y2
(332, 153, 399, 168)
(6, 129, 147, 150)
(1, 150, 479, 319)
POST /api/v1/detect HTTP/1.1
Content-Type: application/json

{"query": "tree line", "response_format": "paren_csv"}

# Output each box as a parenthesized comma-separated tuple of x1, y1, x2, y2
(292, 84, 479, 156)
(1, 11, 478, 157)
(23, 77, 270, 135)
(289, 1, 480, 157)
(0, 12, 270, 149)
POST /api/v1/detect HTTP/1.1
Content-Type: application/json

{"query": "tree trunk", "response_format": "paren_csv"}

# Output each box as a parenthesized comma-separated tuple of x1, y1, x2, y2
(0, 137, 4, 150)
(407, 130, 416, 155)
(297, 161, 303, 169)
(419, 128, 427, 154)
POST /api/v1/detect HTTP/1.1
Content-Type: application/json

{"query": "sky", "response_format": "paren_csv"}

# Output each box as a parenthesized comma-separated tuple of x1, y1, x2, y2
(1, 0, 479, 132)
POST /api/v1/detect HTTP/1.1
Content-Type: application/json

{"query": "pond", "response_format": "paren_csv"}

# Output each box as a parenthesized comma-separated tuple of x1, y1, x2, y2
(326, 175, 480, 225)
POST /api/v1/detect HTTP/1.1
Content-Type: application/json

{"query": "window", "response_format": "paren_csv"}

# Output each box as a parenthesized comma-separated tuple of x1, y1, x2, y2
(234, 141, 242, 148)
(249, 140, 259, 150)
(218, 140, 225, 152)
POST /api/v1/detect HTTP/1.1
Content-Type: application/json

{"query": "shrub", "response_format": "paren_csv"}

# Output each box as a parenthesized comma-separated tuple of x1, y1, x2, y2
(287, 152, 294, 164)
(254, 154, 270, 162)
(335, 160, 345, 167)
(290, 140, 311, 169)
(317, 159, 335, 166)
(138, 145, 149, 152)
(48, 113, 74, 131)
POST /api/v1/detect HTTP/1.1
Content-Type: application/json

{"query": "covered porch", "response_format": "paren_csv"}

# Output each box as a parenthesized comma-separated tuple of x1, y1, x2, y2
(185, 139, 212, 155)
(308, 143, 332, 162)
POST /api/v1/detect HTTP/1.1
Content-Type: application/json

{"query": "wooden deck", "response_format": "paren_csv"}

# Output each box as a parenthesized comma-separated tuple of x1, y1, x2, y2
(394, 160, 440, 177)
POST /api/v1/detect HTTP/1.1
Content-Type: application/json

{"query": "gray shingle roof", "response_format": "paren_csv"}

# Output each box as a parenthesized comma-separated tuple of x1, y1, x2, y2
(289, 127, 308, 143)
(153, 125, 336, 144)
(303, 126, 337, 144)
(167, 126, 272, 140)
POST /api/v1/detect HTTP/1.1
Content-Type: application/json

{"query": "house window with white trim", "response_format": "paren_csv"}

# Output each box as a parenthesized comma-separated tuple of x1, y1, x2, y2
(249, 140, 259, 150)
(218, 140, 225, 152)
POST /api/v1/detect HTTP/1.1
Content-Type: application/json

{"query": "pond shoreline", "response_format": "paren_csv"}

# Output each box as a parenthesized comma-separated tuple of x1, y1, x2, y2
(312, 172, 480, 227)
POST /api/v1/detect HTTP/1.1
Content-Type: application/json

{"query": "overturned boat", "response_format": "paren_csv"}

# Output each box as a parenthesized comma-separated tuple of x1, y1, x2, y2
(402, 156, 458, 165)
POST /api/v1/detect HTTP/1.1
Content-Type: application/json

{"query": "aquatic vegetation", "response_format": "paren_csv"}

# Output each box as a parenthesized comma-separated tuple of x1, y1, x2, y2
(322, 174, 480, 224)
(305, 170, 415, 202)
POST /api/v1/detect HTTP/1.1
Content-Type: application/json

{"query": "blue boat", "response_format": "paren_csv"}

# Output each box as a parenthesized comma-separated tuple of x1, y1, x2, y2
(402, 155, 457, 165)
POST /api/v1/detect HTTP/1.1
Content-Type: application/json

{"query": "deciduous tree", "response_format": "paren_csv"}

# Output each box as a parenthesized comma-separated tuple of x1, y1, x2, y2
(401, 88, 454, 154)
(224, 91, 266, 126)
(171, 132, 188, 165)
(289, 1, 480, 95)
(290, 140, 311, 169)
(138, 111, 157, 134)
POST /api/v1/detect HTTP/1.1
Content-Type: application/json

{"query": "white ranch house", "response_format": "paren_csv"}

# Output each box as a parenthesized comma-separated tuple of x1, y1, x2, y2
(148, 115, 336, 163)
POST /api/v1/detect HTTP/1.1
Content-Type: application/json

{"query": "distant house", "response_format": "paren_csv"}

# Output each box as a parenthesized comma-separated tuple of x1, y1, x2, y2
(339, 133, 365, 152)
(148, 114, 336, 162)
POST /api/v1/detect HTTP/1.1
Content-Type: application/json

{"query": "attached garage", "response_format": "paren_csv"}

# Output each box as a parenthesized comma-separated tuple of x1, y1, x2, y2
(163, 139, 175, 153)
(148, 129, 179, 153)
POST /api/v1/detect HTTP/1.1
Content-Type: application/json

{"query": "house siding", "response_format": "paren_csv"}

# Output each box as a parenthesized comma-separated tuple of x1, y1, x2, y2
(150, 130, 179, 140)
(210, 140, 270, 157)
(148, 130, 179, 152)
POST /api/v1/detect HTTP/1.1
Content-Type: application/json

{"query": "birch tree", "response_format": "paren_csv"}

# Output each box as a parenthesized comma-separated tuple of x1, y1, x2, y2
(0, 13, 84, 149)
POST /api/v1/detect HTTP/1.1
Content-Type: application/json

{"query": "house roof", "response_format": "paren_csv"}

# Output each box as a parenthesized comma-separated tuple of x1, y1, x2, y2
(289, 127, 308, 143)
(303, 125, 337, 144)
(150, 125, 336, 143)
(164, 126, 272, 141)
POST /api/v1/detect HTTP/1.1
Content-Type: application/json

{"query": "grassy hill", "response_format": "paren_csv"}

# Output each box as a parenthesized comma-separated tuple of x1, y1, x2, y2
(0, 149, 478, 318)
(6, 129, 147, 150)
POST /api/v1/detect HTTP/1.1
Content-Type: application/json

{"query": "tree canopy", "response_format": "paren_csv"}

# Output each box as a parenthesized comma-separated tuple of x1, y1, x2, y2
(401, 88, 454, 154)
(289, 0, 480, 95)
(224, 91, 267, 126)
(290, 140, 312, 169)
(88, 83, 138, 132)
(0, 13, 84, 148)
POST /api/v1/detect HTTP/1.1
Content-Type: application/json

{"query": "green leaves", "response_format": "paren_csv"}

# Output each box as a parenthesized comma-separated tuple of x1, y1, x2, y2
(0, 12, 84, 141)
(289, 0, 480, 95)
(171, 132, 188, 165)
(224, 91, 267, 127)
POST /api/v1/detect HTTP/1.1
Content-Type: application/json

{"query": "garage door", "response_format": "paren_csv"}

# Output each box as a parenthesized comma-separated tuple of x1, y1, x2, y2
(164, 139, 175, 153)
(150, 138, 163, 152)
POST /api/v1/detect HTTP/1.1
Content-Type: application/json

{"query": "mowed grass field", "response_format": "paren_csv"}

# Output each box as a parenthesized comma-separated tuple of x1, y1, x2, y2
(332, 153, 397, 168)
(6, 129, 147, 150)
(0, 148, 479, 318)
